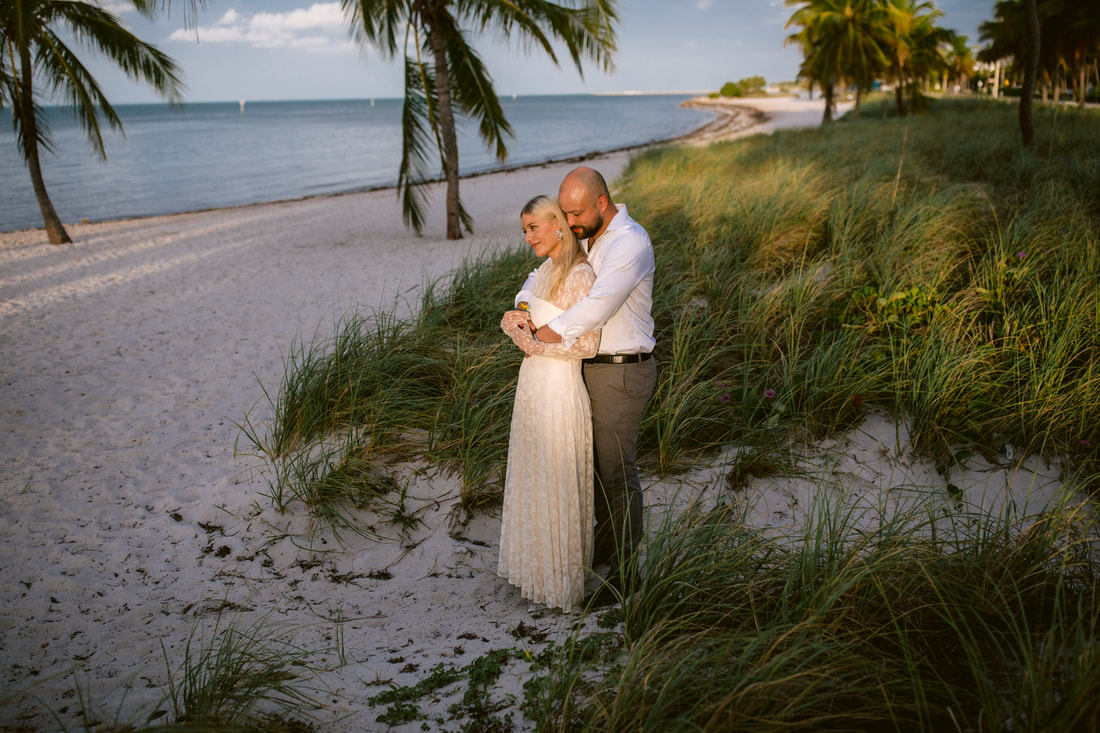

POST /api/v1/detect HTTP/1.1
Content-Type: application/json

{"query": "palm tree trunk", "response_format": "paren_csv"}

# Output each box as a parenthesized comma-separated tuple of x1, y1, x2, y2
(894, 59, 907, 116)
(1078, 59, 1087, 108)
(425, 3, 462, 240)
(1020, 0, 1039, 149)
(19, 45, 70, 244)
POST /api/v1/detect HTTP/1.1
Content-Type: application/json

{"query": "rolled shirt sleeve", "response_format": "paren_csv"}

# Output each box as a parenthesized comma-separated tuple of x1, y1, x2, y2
(514, 267, 538, 308)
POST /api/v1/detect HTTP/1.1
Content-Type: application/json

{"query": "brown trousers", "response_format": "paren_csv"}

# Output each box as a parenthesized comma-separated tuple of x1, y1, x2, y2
(582, 358, 658, 569)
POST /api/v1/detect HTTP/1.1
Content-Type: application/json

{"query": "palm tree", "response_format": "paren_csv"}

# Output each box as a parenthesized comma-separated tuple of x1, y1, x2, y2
(1, 0, 186, 244)
(979, 0, 1097, 146)
(1020, 0, 1039, 149)
(785, 3, 833, 120)
(343, 0, 618, 240)
(1047, 0, 1100, 108)
(943, 34, 974, 93)
(785, 0, 845, 123)
(785, 0, 892, 121)
(882, 0, 947, 116)
(904, 11, 950, 109)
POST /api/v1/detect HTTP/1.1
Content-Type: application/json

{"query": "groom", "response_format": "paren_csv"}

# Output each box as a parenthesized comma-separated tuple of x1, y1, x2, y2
(523, 166, 657, 598)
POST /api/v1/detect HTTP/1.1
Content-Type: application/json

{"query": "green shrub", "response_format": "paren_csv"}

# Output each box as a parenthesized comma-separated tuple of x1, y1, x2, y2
(719, 81, 743, 97)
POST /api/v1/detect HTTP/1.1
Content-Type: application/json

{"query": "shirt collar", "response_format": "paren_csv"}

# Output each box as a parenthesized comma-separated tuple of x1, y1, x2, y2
(589, 203, 627, 249)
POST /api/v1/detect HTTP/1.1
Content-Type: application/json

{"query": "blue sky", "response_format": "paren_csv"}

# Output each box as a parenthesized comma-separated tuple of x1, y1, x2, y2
(87, 0, 995, 104)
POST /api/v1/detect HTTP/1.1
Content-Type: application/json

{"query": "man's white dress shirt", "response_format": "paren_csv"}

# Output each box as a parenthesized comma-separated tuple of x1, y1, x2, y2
(516, 204, 654, 355)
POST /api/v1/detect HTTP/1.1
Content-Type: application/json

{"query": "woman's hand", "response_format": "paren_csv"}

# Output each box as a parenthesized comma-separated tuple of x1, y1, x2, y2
(501, 309, 537, 357)
(500, 309, 534, 333)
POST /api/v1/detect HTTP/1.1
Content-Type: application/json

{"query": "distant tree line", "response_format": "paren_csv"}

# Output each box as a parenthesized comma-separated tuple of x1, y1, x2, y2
(979, 0, 1100, 108)
(717, 76, 768, 98)
(784, 0, 959, 122)
(784, 0, 1099, 149)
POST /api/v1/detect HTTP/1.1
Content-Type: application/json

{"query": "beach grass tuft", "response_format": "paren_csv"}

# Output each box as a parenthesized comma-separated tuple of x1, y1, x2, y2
(47, 612, 324, 732)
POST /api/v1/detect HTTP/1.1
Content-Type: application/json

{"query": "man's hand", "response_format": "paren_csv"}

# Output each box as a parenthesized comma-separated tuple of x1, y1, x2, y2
(533, 325, 563, 343)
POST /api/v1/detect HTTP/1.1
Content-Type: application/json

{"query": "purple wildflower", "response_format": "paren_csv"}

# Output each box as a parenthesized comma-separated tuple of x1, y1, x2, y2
(1081, 440, 1092, 447)
(1016, 251, 1027, 259)
(764, 389, 777, 399)
(720, 394, 730, 404)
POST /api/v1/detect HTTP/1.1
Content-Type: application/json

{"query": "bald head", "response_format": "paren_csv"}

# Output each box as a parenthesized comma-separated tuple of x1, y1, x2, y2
(560, 166, 611, 203)
(558, 167, 614, 243)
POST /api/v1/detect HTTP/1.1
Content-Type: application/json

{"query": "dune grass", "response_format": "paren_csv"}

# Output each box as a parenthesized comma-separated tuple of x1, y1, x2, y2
(528, 490, 1098, 731)
(631, 97, 1098, 468)
(241, 95, 1098, 524)
(51, 612, 324, 732)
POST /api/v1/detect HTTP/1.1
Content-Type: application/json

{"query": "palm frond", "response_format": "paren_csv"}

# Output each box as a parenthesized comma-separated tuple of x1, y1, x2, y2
(457, 0, 617, 76)
(142, 0, 210, 27)
(398, 53, 441, 233)
(568, 0, 618, 74)
(6, 84, 55, 160)
(35, 26, 118, 159)
(456, 0, 558, 61)
(13, 1, 185, 160)
(344, 0, 407, 56)
(55, 2, 185, 103)
(441, 24, 511, 161)
(0, 30, 13, 111)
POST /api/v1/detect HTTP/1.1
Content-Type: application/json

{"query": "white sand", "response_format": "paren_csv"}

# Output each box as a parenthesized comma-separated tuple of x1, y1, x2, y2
(0, 96, 1076, 731)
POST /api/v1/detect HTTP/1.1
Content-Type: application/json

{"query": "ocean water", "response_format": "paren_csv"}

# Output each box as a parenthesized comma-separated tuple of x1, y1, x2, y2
(1, 95, 712, 233)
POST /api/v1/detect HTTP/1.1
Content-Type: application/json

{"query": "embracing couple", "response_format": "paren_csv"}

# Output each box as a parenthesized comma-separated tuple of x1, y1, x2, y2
(497, 166, 656, 612)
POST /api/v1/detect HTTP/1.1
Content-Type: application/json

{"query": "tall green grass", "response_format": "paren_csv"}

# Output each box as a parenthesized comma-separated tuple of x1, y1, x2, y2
(245, 97, 1098, 526)
(629, 97, 1099, 473)
(528, 492, 1099, 731)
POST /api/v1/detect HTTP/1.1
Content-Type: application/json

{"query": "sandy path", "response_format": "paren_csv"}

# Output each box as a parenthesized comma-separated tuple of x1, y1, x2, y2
(0, 97, 1069, 731)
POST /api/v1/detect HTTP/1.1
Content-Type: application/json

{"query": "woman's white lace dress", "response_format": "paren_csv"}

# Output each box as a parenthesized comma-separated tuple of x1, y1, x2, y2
(498, 261, 599, 612)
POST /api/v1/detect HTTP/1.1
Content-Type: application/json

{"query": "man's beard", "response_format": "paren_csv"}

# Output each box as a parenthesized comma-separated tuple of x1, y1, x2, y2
(572, 216, 603, 241)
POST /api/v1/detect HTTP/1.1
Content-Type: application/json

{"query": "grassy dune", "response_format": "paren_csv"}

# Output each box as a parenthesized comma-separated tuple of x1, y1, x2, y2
(248, 97, 1099, 511)
(233, 97, 1099, 730)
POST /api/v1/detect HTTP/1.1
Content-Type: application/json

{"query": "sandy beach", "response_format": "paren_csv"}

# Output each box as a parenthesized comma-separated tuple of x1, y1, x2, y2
(0, 95, 1073, 731)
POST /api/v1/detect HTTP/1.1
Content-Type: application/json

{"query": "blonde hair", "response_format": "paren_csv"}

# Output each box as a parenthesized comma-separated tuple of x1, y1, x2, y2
(521, 195, 587, 299)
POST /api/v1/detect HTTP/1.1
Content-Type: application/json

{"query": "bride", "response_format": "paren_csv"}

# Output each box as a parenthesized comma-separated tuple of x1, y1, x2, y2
(498, 195, 599, 612)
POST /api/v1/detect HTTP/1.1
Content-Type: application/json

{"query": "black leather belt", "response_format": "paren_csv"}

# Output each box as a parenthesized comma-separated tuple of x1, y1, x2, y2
(583, 352, 654, 364)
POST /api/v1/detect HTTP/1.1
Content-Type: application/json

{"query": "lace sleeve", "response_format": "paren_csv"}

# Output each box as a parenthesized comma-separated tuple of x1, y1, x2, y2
(509, 264, 599, 360)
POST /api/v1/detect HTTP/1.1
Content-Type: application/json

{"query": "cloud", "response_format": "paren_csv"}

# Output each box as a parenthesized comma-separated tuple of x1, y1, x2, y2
(697, 0, 714, 9)
(169, 3, 355, 54)
(100, 2, 135, 14)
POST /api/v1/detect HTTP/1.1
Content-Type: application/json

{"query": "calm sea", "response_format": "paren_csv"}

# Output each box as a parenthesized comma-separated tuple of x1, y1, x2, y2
(1, 95, 711, 233)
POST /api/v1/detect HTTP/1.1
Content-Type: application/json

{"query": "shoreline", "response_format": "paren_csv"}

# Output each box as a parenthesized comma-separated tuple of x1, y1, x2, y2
(1, 96, 766, 238)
